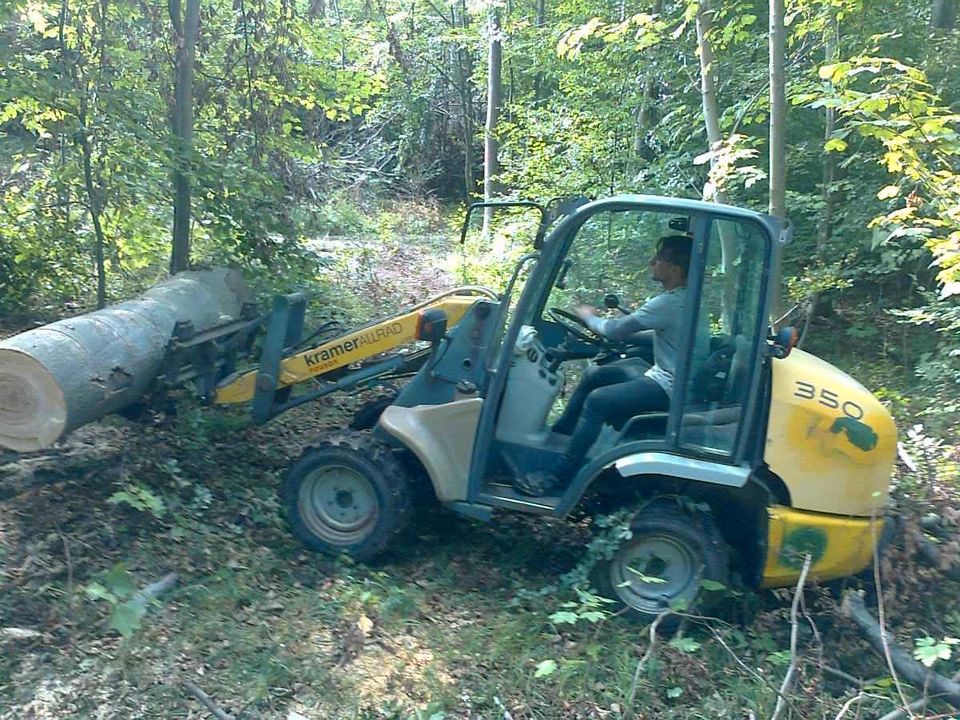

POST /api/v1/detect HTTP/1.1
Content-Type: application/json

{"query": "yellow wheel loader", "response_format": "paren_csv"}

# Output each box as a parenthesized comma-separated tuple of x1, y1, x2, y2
(212, 195, 897, 620)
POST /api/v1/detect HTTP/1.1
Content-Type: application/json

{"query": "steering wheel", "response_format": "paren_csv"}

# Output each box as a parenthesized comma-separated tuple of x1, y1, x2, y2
(547, 307, 609, 347)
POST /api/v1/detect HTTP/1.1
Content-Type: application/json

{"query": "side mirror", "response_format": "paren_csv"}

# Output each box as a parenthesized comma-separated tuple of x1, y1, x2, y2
(604, 293, 630, 315)
(416, 308, 448, 344)
(770, 326, 799, 359)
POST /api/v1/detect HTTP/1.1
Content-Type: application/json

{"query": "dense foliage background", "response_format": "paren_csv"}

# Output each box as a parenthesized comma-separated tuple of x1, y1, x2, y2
(2, 0, 958, 426)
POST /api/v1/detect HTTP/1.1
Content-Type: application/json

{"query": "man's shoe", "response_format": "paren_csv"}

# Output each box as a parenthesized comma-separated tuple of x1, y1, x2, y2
(513, 471, 562, 497)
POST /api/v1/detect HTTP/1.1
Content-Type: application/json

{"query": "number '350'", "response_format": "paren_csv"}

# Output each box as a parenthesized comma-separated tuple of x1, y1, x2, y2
(793, 381, 864, 420)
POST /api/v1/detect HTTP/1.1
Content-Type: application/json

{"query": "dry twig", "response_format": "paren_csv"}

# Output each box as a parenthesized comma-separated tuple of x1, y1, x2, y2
(183, 680, 236, 720)
(875, 669, 960, 720)
(771, 553, 812, 720)
(623, 610, 670, 720)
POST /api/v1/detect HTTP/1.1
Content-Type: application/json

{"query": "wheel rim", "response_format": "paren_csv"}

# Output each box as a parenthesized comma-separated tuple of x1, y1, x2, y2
(609, 532, 703, 615)
(298, 464, 380, 546)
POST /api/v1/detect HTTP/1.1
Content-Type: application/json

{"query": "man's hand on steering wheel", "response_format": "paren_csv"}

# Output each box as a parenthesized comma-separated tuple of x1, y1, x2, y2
(547, 307, 612, 349)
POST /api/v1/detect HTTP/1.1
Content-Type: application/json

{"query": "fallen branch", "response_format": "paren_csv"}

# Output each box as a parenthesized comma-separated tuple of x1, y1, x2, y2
(915, 534, 960, 582)
(0, 627, 47, 641)
(183, 680, 236, 720)
(822, 664, 867, 687)
(623, 610, 670, 720)
(876, 669, 960, 720)
(841, 592, 960, 711)
(833, 692, 867, 720)
(771, 554, 812, 720)
(132, 572, 179, 607)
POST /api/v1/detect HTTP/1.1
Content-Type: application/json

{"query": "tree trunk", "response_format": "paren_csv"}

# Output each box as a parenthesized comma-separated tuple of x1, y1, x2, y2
(696, 0, 737, 328)
(62, 1, 109, 309)
(695, 0, 727, 205)
(0, 269, 252, 452)
(931, 0, 957, 29)
(483, 4, 503, 237)
(634, 0, 663, 156)
(170, 0, 201, 275)
(454, 0, 475, 197)
(77, 101, 108, 310)
(768, 0, 787, 218)
(800, 9, 838, 349)
(533, 0, 546, 102)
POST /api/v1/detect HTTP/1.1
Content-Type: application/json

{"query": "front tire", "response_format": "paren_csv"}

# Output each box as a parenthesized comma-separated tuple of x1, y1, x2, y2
(282, 430, 411, 562)
(595, 500, 730, 624)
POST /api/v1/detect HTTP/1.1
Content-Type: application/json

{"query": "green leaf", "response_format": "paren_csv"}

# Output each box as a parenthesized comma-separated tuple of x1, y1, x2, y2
(108, 599, 147, 638)
(666, 686, 683, 698)
(819, 62, 849, 82)
(669, 636, 701, 653)
(534, 659, 558, 678)
(84, 582, 116, 603)
(913, 636, 956, 667)
(104, 563, 135, 598)
(877, 185, 901, 200)
(701, 579, 726, 592)
(548, 611, 580, 625)
(824, 138, 848, 152)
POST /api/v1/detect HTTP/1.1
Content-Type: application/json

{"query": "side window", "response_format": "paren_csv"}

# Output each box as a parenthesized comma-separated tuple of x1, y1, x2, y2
(679, 219, 767, 456)
(542, 209, 666, 315)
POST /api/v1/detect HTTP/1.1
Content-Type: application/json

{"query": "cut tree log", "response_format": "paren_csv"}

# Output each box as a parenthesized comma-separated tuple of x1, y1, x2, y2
(0, 269, 252, 452)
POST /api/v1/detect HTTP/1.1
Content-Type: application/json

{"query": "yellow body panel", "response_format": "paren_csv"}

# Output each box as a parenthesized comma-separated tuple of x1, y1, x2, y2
(765, 349, 897, 516)
(761, 505, 882, 587)
(214, 294, 483, 405)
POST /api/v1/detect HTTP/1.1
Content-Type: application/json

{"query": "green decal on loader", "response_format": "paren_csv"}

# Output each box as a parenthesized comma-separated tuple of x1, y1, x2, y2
(830, 417, 879, 452)
(780, 526, 827, 569)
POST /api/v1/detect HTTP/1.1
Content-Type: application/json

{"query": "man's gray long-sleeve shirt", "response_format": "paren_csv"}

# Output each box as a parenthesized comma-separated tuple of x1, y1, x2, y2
(584, 287, 687, 393)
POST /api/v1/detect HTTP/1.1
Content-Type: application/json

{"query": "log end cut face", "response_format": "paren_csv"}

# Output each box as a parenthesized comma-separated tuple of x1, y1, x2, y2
(0, 350, 67, 452)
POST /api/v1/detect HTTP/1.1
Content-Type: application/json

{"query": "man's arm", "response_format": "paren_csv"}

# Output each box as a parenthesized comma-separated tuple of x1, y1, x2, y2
(580, 295, 669, 340)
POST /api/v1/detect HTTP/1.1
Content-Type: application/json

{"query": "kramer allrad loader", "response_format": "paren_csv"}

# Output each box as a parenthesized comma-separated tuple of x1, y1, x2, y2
(209, 195, 897, 619)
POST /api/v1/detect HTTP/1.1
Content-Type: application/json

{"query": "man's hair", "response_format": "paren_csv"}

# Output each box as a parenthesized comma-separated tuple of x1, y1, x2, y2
(656, 235, 693, 276)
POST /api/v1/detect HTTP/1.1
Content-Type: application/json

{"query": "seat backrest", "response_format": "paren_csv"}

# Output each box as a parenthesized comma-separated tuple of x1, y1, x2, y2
(689, 340, 735, 405)
(721, 334, 752, 405)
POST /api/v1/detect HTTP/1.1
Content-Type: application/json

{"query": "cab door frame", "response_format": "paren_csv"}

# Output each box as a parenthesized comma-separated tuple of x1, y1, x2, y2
(465, 195, 785, 512)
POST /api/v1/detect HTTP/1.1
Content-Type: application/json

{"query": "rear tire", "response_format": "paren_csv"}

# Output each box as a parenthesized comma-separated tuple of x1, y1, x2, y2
(282, 430, 411, 562)
(594, 499, 730, 626)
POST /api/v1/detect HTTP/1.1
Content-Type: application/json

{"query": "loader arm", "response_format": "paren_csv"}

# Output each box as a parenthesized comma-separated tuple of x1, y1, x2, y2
(214, 287, 497, 406)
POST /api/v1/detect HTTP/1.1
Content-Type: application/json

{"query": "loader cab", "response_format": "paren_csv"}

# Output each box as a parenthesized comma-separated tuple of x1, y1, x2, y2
(469, 196, 785, 513)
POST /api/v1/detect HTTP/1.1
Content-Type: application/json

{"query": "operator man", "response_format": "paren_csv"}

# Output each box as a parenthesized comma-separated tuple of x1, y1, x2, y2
(514, 234, 693, 497)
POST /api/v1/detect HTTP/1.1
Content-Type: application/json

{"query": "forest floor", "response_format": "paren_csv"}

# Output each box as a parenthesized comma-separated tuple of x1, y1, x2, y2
(2, 238, 960, 719)
(4, 386, 960, 720)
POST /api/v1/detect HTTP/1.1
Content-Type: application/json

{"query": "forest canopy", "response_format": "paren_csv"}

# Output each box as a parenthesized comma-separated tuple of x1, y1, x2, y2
(1, 0, 958, 422)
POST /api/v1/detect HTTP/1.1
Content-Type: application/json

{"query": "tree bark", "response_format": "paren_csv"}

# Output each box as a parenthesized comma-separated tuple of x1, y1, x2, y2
(634, 0, 663, 155)
(77, 103, 109, 310)
(0, 270, 252, 452)
(483, 4, 503, 224)
(454, 0, 475, 197)
(931, 0, 957, 29)
(800, 9, 838, 349)
(695, 0, 727, 205)
(696, 0, 737, 328)
(768, 0, 786, 218)
(169, 0, 201, 275)
(533, 0, 547, 98)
